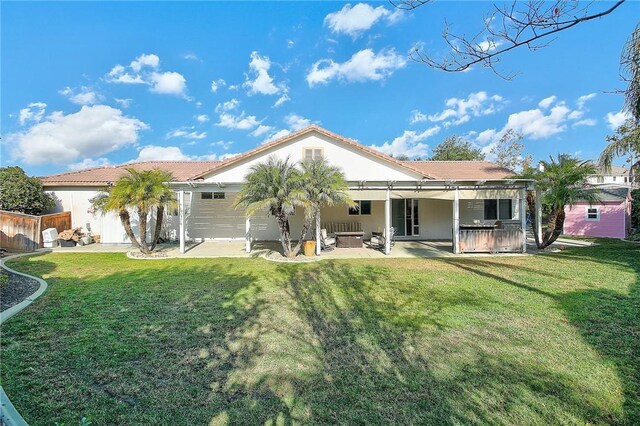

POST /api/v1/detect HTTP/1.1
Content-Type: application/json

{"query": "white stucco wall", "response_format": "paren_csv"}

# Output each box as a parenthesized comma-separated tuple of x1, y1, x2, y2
(203, 131, 423, 183)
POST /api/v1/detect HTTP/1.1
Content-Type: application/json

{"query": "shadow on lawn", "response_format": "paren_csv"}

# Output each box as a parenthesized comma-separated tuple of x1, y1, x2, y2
(443, 240, 640, 424)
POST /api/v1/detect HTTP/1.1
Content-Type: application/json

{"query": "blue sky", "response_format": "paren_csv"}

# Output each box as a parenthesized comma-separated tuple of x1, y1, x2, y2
(2, 1, 638, 177)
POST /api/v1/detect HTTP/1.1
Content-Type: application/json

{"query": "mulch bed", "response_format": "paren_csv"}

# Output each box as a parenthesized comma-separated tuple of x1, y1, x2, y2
(0, 269, 40, 312)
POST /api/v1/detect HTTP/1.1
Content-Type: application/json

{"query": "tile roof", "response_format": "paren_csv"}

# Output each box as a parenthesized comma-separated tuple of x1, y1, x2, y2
(40, 126, 517, 186)
(40, 161, 221, 186)
(401, 161, 514, 180)
(580, 184, 631, 202)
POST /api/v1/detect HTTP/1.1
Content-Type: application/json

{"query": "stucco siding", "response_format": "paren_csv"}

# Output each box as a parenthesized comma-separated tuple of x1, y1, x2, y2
(563, 202, 627, 238)
(203, 132, 422, 183)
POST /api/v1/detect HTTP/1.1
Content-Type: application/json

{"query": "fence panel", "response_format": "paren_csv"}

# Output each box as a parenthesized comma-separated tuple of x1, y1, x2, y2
(0, 210, 72, 252)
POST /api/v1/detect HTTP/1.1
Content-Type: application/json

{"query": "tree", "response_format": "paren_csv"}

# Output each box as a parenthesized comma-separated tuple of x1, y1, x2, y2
(599, 24, 640, 185)
(236, 156, 307, 257)
(489, 129, 533, 171)
(430, 136, 483, 161)
(298, 158, 354, 253)
(91, 168, 176, 254)
(236, 156, 353, 258)
(518, 155, 598, 249)
(393, 0, 627, 78)
(0, 166, 55, 215)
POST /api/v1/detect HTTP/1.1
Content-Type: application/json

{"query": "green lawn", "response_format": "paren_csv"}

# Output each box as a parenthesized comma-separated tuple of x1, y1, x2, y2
(1, 240, 638, 425)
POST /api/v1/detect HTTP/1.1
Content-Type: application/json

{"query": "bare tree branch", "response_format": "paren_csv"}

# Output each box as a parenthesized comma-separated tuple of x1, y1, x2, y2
(397, 0, 627, 78)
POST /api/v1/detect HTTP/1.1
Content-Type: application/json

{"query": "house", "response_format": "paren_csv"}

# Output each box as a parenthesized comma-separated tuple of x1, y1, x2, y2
(563, 184, 633, 239)
(41, 125, 537, 255)
(587, 165, 633, 186)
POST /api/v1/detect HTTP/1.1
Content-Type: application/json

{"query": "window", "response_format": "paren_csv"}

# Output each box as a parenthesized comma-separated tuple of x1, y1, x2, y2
(201, 192, 225, 200)
(484, 199, 513, 220)
(498, 199, 513, 220)
(586, 207, 600, 221)
(304, 148, 323, 162)
(349, 200, 371, 215)
(613, 176, 617, 182)
(484, 200, 497, 220)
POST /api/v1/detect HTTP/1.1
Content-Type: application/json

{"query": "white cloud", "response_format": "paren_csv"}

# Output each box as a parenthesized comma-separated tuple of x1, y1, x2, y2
(11, 105, 147, 165)
(183, 52, 200, 61)
(216, 112, 260, 130)
(324, 3, 400, 38)
(605, 110, 630, 130)
(476, 128, 499, 144)
(263, 129, 291, 143)
(251, 124, 274, 137)
(114, 98, 132, 108)
(211, 79, 226, 93)
(130, 53, 160, 72)
(307, 48, 406, 87)
(573, 118, 597, 127)
(195, 114, 209, 123)
(135, 145, 239, 162)
(538, 96, 556, 109)
(504, 105, 571, 139)
(137, 145, 191, 161)
(59, 86, 101, 105)
(18, 102, 47, 125)
(274, 93, 290, 107)
(68, 157, 110, 171)
(477, 39, 503, 52)
(215, 99, 240, 113)
(106, 53, 187, 97)
(427, 92, 505, 126)
(149, 72, 187, 96)
(369, 126, 441, 158)
(284, 113, 311, 131)
(165, 127, 207, 140)
(409, 110, 428, 124)
(243, 51, 287, 96)
(211, 140, 234, 150)
(577, 93, 597, 109)
(287, 40, 295, 48)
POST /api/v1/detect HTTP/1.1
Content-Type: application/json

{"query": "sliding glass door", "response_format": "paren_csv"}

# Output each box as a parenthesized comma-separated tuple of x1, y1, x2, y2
(392, 199, 420, 237)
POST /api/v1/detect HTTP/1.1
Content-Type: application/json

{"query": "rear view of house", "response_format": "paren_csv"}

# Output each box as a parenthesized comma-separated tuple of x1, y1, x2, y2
(563, 185, 632, 239)
(41, 125, 536, 255)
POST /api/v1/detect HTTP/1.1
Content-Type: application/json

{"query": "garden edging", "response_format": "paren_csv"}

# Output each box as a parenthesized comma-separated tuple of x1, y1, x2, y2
(0, 250, 51, 426)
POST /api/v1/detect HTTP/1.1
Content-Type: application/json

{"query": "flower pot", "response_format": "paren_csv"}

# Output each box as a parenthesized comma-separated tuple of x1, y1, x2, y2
(303, 240, 316, 256)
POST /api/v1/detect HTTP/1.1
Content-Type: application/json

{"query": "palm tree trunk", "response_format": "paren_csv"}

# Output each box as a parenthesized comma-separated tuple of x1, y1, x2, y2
(119, 209, 141, 249)
(526, 191, 542, 249)
(276, 213, 292, 257)
(291, 213, 314, 256)
(540, 208, 565, 248)
(138, 208, 150, 254)
(150, 205, 165, 251)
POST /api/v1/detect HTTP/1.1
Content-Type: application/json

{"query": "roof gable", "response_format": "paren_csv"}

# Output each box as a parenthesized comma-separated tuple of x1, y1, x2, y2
(197, 125, 430, 182)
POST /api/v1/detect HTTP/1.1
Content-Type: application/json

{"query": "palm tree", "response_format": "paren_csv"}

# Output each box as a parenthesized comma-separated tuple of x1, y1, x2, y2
(599, 24, 640, 185)
(235, 156, 308, 257)
(295, 158, 354, 255)
(598, 119, 640, 186)
(519, 155, 598, 249)
(235, 156, 353, 257)
(91, 168, 176, 254)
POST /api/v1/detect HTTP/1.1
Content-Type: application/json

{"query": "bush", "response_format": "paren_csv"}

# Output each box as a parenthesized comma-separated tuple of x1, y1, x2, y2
(0, 166, 55, 215)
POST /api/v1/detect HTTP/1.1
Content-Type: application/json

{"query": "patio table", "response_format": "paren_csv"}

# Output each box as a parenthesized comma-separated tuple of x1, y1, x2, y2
(334, 231, 365, 248)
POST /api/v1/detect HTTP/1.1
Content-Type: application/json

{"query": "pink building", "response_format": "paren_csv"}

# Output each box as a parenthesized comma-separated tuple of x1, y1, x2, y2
(564, 185, 632, 239)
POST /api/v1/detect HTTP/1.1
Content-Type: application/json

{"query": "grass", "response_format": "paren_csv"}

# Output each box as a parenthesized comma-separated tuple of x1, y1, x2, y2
(0, 240, 638, 425)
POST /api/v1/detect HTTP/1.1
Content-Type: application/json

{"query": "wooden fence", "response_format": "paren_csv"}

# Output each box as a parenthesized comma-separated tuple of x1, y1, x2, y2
(0, 211, 71, 252)
(459, 229, 525, 253)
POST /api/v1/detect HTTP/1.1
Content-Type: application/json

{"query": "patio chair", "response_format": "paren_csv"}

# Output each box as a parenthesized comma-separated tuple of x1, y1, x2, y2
(370, 227, 395, 251)
(320, 228, 336, 251)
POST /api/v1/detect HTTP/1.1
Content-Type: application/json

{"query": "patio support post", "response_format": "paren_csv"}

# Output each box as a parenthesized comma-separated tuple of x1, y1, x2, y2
(453, 187, 460, 254)
(520, 187, 527, 253)
(535, 188, 543, 244)
(384, 188, 391, 255)
(315, 213, 321, 256)
(179, 190, 185, 254)
(245, 217, 251, 253)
